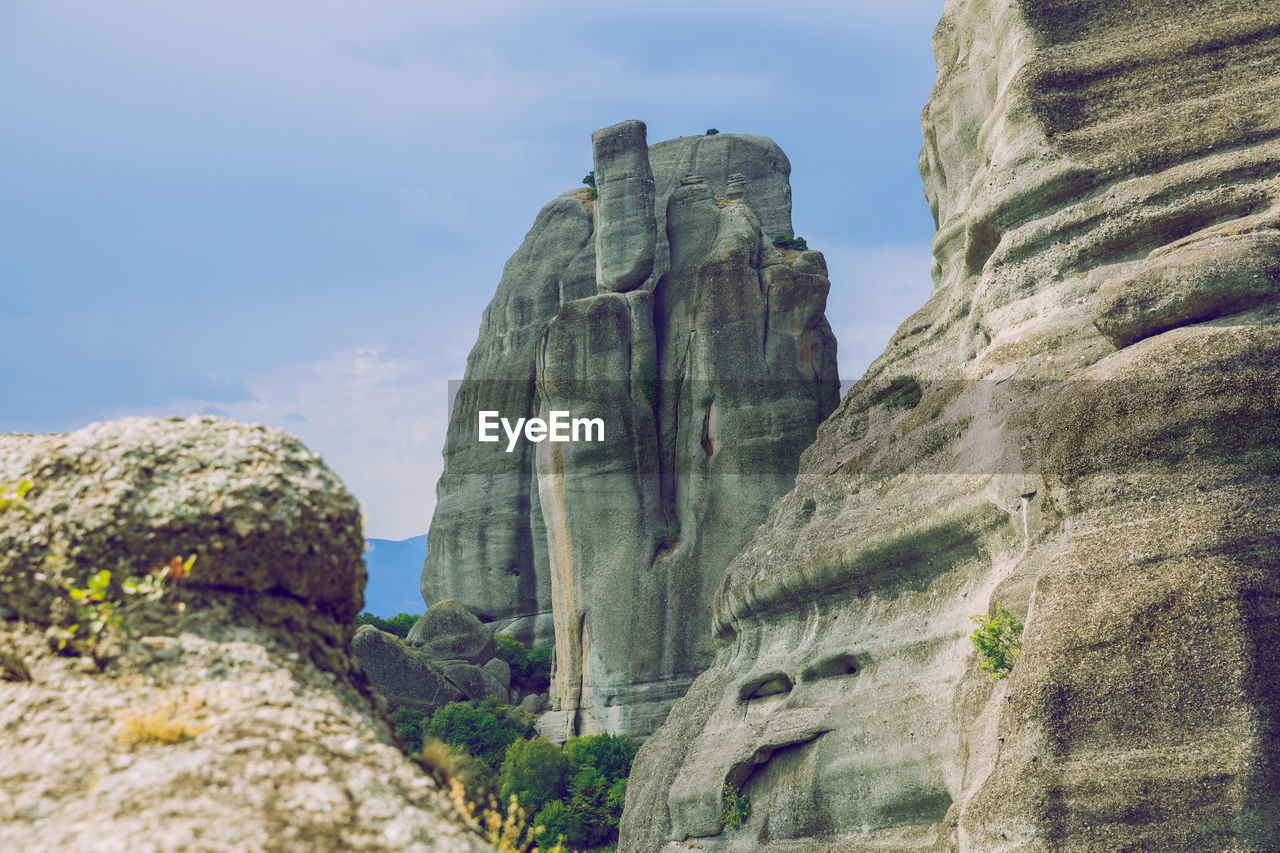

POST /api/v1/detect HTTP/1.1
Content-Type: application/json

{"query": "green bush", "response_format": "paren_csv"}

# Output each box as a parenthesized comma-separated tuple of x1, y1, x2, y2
(582, 171, 596, 188)
(721, 781, 751, 830)
(533, 799, 571, 847)
(494, 633, 552, 692)
(426, 697, 534, 771)
(499, 737, 568, 817)
(356, 611, 418, 638)
(705, 128, 719, 135)
(970, 602, 1023, 680)
(390, 707, 431, 753)
(772, 235, 809, 251)
(563, 733, 637, 785)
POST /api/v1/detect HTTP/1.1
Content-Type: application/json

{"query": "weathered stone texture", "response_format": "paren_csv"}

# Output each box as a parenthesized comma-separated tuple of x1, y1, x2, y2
(0, 417, 492, 852)
(421, 127, 838, 740)
(622, 1, 1280, 850)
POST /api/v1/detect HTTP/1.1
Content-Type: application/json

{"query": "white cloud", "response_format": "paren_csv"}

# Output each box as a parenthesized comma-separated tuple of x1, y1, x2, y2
(140, 347, 451, 541)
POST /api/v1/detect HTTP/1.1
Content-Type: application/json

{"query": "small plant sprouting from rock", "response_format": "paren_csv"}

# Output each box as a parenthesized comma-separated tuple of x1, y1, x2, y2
(969, 602, 1023, 680)
(51, 554, 196, 669)
(0, 479, 32, 513)
(582, 171, 598, 201)
(116, 695, 210, 747)
(721, 781, 750, 831)
(654, 523, 680, 554)
(772, 235, 808, 251)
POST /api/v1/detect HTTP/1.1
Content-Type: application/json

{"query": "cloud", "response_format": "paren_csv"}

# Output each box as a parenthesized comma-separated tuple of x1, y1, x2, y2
(199, 405, 229, 417)
(141, 346, 450, 541)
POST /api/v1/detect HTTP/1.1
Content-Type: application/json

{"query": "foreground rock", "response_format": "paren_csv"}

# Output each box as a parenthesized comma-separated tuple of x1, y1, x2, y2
(423, 123, 838, 740)
(0, 417, 492, 852)
(622, 1, 1280, 850)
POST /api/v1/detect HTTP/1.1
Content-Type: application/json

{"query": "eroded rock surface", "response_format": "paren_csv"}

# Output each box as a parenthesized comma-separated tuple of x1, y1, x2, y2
(0, 417, 492, 852)
(622, 2, 1280, 850)
(422, 128, 838, 740)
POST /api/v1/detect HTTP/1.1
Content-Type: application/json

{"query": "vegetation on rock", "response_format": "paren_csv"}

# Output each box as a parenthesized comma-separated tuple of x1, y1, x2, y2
(355, 610, 418, 638)
(969, 603, 1023, 680)
(495, 633, 553, 692)
(772, 235, 808, 251)
(721, 781, 751, 830)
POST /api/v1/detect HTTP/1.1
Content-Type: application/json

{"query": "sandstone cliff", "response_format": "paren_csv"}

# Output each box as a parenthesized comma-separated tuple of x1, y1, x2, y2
(622, 1, 1280, 850)
(422, 123, 839, 740)
(0, 417, 493, 852)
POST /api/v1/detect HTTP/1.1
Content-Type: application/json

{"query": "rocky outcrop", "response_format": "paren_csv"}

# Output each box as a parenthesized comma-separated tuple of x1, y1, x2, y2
(622, 2, 1280, 850)
(422, 124, 839, 740)
(355, 599, 512, 713)
(0, 417, 492, 852)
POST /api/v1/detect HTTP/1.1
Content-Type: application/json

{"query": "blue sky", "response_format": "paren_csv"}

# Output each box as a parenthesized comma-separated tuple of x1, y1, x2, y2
(2, 1, 943, 539)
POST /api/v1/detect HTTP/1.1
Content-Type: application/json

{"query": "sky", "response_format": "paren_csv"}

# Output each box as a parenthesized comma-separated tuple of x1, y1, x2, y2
(2, 1, 944, 540)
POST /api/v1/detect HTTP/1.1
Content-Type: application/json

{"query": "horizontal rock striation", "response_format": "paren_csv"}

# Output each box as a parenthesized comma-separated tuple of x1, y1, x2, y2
(423, 124, 838, 740)
(622, 1, 1280, 850)
(0, 417, 492, 852)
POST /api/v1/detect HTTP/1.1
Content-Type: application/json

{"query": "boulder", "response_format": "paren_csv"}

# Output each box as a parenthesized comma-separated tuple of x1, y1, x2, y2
(482, 657, 511, 690)
(352, 625, 464, 713)
(407, 599, 495, 665)
(0, 416, 492, 851)
(439, 662, 509, 704)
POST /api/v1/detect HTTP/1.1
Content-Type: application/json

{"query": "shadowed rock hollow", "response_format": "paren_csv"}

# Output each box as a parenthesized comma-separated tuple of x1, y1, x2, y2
(621, 1, 1280, 850)
(422, 121, 839, 740)
(0, 417, 493, 852)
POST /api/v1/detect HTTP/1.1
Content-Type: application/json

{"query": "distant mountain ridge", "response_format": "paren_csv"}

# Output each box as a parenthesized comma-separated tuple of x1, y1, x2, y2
(362, 534, 426, 617)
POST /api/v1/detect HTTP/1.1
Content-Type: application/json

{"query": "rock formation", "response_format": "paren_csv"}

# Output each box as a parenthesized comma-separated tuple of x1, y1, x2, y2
(0, 417, 493, 852)
(422, 121, 839, 740)
(622, 1, 1280, 850)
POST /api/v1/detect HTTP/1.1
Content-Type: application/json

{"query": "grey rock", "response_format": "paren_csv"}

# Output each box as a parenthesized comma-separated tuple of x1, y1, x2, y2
(407, 599, 495, 665)
(482, 657, 511, 690)
(622, 3, 1280, 851)
(353, 625, 464, 714)
(439, 662, 509, 704)
(492, 611, 556, 649)
(519, 693, 546, 715)
(420, 192, 597, 625)
(0, 416, 492, 851)
(421, 128, 836, 741)
(592, 119, 656, 294)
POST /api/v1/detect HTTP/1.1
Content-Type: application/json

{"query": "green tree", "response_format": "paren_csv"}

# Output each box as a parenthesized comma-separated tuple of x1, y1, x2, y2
(389, 707, 430, 752)
(426, 697, 534, 770)
(498, 737, 568, 817)
(356, 611, 418, 638)
(494, 633, 552, 692)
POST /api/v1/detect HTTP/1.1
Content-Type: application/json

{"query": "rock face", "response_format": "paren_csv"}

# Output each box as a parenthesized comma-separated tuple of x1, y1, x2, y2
(622, 2, 1280, 851)
(422, 126, 839, 740)
(0, 417, 492, 852)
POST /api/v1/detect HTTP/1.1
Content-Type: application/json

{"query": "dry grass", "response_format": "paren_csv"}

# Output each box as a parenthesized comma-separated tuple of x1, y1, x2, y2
(779, 248, 804, 264)
(116, 695, 210, 747)
(448, 780, 566, 853)
(714, 196, 732, 208)
(572, 188, 596, 212)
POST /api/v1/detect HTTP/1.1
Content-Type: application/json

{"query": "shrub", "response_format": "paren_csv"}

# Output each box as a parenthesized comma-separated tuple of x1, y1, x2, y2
(653, 523, 679, 553)
(499, 738, 568, 817)
(563, 733, 637, 786)
(356, 611, 418, 638)
(390, 707, 431, 753)
(721, 781, 751, 830)
(705, 128, 719, 135)
(427, 697, 535, 771)
(970, 602, 1023, 680)
(582, 171, 595, 188)
(533, 799, 571, 848)
(772, 235, 809, 251)
(494, 634, 552, 692)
